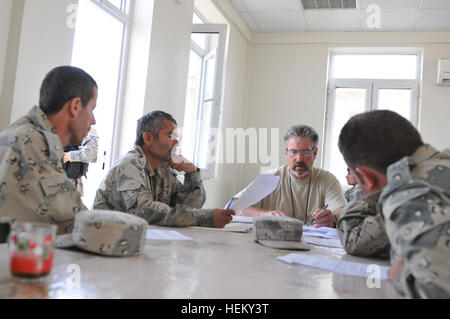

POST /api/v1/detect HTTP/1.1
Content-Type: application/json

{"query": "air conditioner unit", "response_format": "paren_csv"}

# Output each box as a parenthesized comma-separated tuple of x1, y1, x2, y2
(437, 58, 450, 86)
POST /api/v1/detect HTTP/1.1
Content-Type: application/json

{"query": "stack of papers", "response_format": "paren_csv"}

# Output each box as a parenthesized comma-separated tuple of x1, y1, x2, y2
(231, 215, 254, 224)
(223, 223, 253, 233)
(302, 226, 343, 248)
(302, 236, 343, 249)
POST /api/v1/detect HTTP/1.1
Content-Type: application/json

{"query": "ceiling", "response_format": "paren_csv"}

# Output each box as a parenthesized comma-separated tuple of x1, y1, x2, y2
(229, 0, 450, 32)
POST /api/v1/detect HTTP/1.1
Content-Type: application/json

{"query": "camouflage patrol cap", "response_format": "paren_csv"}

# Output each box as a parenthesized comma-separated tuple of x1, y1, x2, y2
(254, 216, 310, 251)
(55, 210, 148, 257)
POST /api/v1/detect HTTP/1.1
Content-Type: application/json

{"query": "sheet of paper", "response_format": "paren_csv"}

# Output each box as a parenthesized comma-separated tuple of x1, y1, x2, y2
(278, 253, 388, 280)
(230, 174, 280, 211)
(231, 215, 254, 224)
(146, 229, 192, 241)
(223, 223, 253, 233)
(303, 226, 339, 239)
(303, 236, 344, 249)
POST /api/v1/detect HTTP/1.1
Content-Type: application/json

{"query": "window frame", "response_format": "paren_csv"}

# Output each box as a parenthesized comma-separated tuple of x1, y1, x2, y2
(87, 0, 133, 162)
(323, 51, 422, 183)
(71, 0, 132, 208)
(184, 23, 228, 179)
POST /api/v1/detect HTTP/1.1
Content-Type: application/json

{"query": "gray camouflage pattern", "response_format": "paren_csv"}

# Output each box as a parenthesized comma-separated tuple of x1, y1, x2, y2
(55, 210, 148, 257)
(254, 215, 310, 250)
(0, 106, 87, 234)
(344, 186, 356, 202)
(379, 144, 450, 298)
(66, 126, 98, 196)
(337, 190, 390, 258)
(344, 185, 363, 202)
(93, 146, 214, 227)
(68, 126, 98, 163)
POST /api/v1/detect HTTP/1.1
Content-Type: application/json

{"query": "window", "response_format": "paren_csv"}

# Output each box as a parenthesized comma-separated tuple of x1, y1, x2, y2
(181, 18, 227, 178)
(324, 52, 422, 187)
(71, 0, 131, 207)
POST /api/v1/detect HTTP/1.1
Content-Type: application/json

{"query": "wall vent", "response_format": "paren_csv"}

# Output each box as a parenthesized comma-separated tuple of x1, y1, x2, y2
(301, 0, 358, 10)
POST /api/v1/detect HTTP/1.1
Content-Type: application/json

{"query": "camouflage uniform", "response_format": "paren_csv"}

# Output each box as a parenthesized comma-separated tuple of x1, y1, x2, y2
(379, 144, 450, 298)
(0, 106, 87, 234)
(344, 184, 363, 202)
(93, 146, 214, 227)
(68, 126, 98, 163)
(66, 127, 98, 195)
(337, 190, 391, 258)
(344, 186, 356, 202)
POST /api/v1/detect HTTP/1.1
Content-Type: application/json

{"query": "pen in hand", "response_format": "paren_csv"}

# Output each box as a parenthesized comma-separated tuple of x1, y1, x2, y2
(226, 197, 236, 210)
(306, 204, 328, 226)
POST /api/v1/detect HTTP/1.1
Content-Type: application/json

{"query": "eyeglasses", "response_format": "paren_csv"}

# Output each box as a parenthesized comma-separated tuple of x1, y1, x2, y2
(286, 149, 316, 158)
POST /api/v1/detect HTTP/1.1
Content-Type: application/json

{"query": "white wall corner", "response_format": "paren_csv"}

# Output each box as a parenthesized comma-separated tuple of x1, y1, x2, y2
(210, 0, 252, 42)
(10, 0, 76, 124)
(144, 0, 194, 123)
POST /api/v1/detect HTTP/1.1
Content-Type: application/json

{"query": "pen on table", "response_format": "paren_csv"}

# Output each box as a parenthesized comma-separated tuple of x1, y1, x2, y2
(226, 197, 236, 210)
(306, 204, 329, 226)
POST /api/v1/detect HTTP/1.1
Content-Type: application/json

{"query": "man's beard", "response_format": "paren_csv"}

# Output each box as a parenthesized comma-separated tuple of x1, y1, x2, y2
(292, 162, 309, 178)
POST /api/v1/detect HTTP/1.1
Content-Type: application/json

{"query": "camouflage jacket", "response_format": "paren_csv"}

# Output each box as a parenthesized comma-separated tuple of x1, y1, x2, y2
(344, 186, 356, 202)
(337, 190, 391, 258)
(379, 144, 450, 298)
(93, 146, 213, 227)
(0, 106, 87, 234)
(68, 126, 98, 163)
(344, 184, 363, 202)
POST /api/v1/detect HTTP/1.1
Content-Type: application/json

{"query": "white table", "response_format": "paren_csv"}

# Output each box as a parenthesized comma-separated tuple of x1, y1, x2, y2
(0, 225, 401, 299)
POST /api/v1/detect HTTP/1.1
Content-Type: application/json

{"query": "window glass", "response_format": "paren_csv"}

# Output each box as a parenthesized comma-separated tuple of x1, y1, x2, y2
(71, 0, 126, 207)
(325, 52, 421, 187)
(181, 24, 226, 177)
(329, 88, 367, 187)
(377, 89, 412, 120)
(332, 55, 417, 79)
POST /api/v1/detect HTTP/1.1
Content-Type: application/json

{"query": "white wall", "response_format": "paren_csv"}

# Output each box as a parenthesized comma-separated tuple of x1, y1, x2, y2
(0, 0, 17, 130)
(0, 0, 13, 105)
(115, 0, 154, 159)
(143, 0, 194, 123)
(241, 43, 329, 188)
(239, 32, 450, 190)
(420, 44, 450, 152)
(10, 0, 76, 123)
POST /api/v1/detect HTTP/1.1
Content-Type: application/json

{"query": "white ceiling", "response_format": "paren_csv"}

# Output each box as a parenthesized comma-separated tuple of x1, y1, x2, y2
(229, 0, 450, 32)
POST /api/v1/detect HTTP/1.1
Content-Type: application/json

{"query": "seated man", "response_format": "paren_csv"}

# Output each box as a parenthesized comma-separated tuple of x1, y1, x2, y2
(336, 187, 391, 258)
(237, 125, 346, 228)
(338, 110, 449, 298)
(0, 66, 97, 234)
(93, 111, 234, 228)
(337, 165, 388, 258)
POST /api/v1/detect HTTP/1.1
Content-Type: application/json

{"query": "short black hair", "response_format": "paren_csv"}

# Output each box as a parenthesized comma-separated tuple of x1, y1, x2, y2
(39, 66, 97, 115)
(338, 110, 423, 174)
(135, 110, 177, 146)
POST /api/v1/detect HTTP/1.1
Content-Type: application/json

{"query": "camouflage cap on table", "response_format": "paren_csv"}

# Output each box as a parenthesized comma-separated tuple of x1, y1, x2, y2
(55, 210, 148, 257)
(254, 215, 310, 251)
